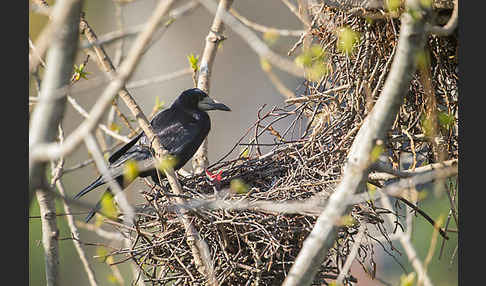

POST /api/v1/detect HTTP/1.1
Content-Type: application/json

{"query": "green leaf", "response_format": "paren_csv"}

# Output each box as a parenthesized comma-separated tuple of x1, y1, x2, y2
(420, 0, 432, 8)
(370, 141, 384, 163)
(400, 272, 416, 286)
(154, 96, 165, 112)
(123, 159, 139, 184)
(72, 63, 91, 82)
(240, 147, 250, 158)
(415, 49, 430, 70)
(109, 123, 121, 133)
(367, 183, 377, 200)
(307, 61, 328, 82)
(295, 53, 313, 68)
(310, 45, 326, 61)
(107, 274, 119, 284)
(295, 44, 326, 68)
(385, 0, 402, 13)
(339, 214, 356, 226)
(96, 246, 109, 263)
(164, 17, 176, 27)
(420, 113, 435, 137)
(100, 191, 118, 220)
(260, 57, 272, 72)
(263, 30, 280, 46)
(157, 154, 178, 172)
(337, 27, 360, 56)
(187, 53, 199, 71)
(437, 111, 455, 130)
(230, 178, 249, 194)
(295, 44, 328, 82)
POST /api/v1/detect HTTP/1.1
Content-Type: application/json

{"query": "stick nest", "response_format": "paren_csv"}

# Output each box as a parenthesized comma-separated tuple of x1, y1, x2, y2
(112, 2, 457, 285)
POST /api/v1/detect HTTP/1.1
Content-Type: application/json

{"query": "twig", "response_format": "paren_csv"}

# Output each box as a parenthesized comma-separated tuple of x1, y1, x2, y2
(380, 165, 457, 199)
(336, 225, 366, 284)
(229, 8, 304, 37)
(126, 68, 193, 89)
(56, 180, 99, 285)
(260, 57, 297, 101)
(284, 84, 350, 104)
(380, 193, 433, 286)
(280, 0, 310, 27)
(76, 221, 125, 241)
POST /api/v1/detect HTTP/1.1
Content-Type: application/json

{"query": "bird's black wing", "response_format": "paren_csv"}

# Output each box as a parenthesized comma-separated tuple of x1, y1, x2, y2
(143, 107, 210, 169)
(108, 132, 144, 164)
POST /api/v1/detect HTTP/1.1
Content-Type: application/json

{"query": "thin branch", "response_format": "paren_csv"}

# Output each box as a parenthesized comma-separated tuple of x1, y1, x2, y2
(67, 95, 131, 143)
(284, 84, 351, 104)
(380, 193, 433, 286)
(280, 0, 311, 27)
(192, 0, 234, 175)
(83, 133, 136, 223)
(75, 221, 125, 241)
(56, 180, 99, 285)
(380, 165, 457, 198)
(51, 126, 99, 286)
(126, 67, 193, 89)
(229, 8, 304, 37)
(79, 1, 200, 50)
(370, 159, 457, 180)
(260, 58, 298, 101)
(198, 0, 305, 78)
(336, 225, 366, 284)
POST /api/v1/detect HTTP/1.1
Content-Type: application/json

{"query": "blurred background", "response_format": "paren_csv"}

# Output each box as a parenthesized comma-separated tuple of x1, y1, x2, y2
(29, 0, 458, 285)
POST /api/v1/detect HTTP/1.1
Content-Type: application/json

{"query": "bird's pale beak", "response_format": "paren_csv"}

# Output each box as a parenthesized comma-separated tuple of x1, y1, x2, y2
(198, 96, 231, 111)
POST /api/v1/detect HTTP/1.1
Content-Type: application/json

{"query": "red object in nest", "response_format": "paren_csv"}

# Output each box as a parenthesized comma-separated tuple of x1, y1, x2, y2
(205, 169, 223, 183)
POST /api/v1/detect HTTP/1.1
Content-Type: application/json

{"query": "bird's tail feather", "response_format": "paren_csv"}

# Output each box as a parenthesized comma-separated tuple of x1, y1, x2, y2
(84, 200, 101, 222)
(73, 176, 105, 200)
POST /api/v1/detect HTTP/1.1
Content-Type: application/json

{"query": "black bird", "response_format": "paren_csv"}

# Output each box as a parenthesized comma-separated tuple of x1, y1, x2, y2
(73, 88, 231, 222)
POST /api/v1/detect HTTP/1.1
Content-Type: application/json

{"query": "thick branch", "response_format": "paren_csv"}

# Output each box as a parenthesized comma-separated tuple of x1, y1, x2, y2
(29, 0, 81, 73)
(29, 0, 82, 199)
(427, 0, 458, 36)
(36, 188, 60, 286)
(282, 1, 430, 285)
(29, 3, 82, 283)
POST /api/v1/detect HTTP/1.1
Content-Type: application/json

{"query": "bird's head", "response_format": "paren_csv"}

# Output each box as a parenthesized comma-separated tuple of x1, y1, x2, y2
(174, 88, 231, 112)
